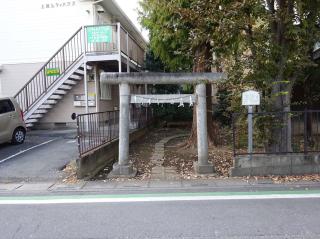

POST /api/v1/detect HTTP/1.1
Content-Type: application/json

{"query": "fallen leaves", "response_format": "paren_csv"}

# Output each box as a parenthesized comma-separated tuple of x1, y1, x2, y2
(62, 160, 79, 184)
(271, 175, 320, 184)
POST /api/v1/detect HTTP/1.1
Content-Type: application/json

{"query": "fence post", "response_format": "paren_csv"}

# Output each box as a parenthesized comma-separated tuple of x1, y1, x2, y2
(304, 108, 308, 154)
(248, 106, 253, 156)
(232, 113, 236, 157)
(76, 115, 81, 156)
(25, 87, 29, 112)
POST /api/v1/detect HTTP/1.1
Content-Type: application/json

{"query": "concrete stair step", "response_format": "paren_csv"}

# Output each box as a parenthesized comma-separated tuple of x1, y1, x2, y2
(39, 104, 53, 109)
(49, 95, 63, 100)
(34, 109, 48, 114)
(64, 80, 77, 85)
(79, 64, 93, 71)
(69, 74, 82, 80)
(54, 90, 68, 95)
(58, 84, 72, 90)
(44, 99, 58, 105)
(74, 69, 85, 75)
(29, 114, 44, 119)
(25, 118, 39, 123)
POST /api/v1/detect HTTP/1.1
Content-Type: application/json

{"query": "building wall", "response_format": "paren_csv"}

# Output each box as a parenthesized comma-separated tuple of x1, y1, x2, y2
(0, 0, 143, 127)
(0, 0, 115, 97)
(0, 62, 44, 97)
(0, 0, 93, 64)
(38, 78, 119, 127)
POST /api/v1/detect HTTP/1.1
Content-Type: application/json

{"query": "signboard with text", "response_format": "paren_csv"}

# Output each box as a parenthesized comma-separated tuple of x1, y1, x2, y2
(86, 26, 112, 43)
(242, 90, 260, 106)
(46, 68, 60, 76)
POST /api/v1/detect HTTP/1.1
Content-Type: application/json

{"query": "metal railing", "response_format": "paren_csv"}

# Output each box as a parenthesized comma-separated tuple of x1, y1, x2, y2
(14, 24, 145, 115)
(77, 107, 153, 156)
(232, 110, 320, 156)
(15, 27, 84, 113)
(120, 26, 145, 66)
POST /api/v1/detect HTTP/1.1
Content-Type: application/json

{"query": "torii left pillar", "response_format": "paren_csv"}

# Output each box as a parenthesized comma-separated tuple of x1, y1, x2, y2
(109, 83, 137, 178)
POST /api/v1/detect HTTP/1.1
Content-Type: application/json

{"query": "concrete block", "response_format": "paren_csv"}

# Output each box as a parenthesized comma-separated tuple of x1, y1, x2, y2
(108, 163, 137, 178)
(269, 166, 291, 176)
(194, 162, 215, 174)
(291, 165, 320, 175)
(230, 167, 252, 177)
(77, 127, 149, 180)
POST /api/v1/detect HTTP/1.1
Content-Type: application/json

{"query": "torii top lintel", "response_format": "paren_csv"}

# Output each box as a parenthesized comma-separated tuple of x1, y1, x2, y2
(100, 72, 226, 85)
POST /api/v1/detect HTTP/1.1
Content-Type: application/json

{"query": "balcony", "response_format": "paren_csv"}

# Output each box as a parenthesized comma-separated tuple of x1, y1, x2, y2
(83, 24, 145, 67)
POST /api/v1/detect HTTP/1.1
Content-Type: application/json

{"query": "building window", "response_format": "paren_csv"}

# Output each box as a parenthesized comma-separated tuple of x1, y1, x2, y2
(100, 81, 112, 100)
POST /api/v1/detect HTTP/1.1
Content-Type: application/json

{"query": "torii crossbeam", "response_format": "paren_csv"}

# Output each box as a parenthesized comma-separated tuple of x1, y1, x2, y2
(100, 72, 225, 177)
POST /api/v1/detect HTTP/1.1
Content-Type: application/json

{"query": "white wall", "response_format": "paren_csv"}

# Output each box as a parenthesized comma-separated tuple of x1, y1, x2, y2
(0, 62, 44, 97)
(0, 0, 93, 64)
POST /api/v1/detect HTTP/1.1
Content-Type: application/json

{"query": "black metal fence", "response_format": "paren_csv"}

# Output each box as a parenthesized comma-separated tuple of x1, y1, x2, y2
(233, 110, 320, 156)
(77, 107, 153, 156)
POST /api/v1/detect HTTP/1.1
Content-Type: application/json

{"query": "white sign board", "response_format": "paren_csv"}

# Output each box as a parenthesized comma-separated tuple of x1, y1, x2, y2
(242, 90, 260, 106)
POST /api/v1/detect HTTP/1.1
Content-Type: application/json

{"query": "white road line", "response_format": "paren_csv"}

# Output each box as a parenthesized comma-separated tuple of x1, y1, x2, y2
(1, 193, 320, 205)
(0, 139, 56, 164)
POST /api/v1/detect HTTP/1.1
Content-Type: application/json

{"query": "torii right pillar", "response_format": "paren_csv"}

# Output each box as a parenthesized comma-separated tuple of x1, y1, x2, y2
(194, 83, 215, 174)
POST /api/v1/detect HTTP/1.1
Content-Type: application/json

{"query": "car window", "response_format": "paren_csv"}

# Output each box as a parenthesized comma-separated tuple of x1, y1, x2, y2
(0, 100, 15, 114)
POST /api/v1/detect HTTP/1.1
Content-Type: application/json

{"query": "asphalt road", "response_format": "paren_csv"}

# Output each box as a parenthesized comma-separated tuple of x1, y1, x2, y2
(0, 130, 78, 182)
(0, 193, 320, 239)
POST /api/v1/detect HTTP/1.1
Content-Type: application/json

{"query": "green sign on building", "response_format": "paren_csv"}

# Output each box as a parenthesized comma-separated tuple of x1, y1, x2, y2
(46, 68, 60, 76)
(87, 26, 112, 43)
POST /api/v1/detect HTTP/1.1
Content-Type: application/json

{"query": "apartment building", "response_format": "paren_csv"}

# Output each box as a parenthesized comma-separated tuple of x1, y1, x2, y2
(0, 0, 147, 128)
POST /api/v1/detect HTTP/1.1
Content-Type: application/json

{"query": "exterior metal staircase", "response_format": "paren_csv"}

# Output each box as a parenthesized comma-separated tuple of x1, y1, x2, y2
(14, 27, 92, 128)
(14, 23, 145, 128)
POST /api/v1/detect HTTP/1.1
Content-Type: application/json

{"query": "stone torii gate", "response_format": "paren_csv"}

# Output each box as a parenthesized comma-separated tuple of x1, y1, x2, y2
(100, 72, 225, 177)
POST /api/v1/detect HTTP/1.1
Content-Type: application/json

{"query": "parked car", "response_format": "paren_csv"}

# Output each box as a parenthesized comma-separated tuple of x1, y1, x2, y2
(0, 97, 26, 144)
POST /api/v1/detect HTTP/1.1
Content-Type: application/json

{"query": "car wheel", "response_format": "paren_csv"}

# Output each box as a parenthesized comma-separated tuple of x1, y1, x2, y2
(11, 128, 26, 144)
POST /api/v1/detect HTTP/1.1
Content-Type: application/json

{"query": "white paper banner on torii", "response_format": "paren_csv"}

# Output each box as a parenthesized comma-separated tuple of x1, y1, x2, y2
(130, 94, 196, 104)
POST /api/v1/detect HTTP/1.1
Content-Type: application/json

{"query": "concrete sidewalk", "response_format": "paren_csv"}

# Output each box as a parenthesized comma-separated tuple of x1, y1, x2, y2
(1, 178, 320, 196)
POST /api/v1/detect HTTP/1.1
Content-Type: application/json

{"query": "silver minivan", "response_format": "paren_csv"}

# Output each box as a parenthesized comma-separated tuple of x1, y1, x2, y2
(0, 97, 26, 144)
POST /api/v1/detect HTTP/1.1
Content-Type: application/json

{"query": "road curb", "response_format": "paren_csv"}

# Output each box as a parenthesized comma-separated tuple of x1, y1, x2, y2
(0, 179, 320, 196)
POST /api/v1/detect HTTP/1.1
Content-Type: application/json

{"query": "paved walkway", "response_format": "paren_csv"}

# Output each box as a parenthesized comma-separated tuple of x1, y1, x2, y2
(150, 134, 189, 180)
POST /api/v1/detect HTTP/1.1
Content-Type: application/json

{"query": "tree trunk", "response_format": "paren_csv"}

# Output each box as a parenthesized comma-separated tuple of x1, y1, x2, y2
(187, 43, 220, 147)
(266, 0, 294, 153)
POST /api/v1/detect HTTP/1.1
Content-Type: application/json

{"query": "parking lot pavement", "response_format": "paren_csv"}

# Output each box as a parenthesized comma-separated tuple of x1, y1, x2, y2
(0, 129, 78, 183)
